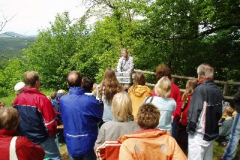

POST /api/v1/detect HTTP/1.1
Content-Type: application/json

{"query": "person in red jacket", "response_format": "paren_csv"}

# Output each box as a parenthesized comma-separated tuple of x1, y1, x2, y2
(13, 71, 61, 159)
(0, 107, 45, 160)
(177, 79, 197, 152)
(152, 64, 182, 139)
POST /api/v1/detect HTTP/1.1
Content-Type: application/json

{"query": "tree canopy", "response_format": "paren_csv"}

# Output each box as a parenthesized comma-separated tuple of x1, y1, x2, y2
(0, 0, 239, 96)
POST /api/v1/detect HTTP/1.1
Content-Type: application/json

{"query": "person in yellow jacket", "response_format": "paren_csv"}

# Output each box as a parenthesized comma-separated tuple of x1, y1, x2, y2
(118, 103, 187, 160)
(128, 72, 151, 120)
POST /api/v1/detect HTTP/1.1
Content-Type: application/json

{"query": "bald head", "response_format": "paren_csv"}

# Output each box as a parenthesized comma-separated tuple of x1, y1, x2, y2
(67, 71, 82, 87)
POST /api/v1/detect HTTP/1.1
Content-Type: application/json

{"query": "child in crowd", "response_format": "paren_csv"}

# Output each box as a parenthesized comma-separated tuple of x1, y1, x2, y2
(217, 106, 234, 146)
(50, 91, 57, 106)
(14, 82, 25, 95)
(177, 79, 197, 152)
(144, 76, 176, 133)
(118, 103, 187, 160)
(0, 101, 5, 108)
(82, 77, 94, 95)
(94, 92, 139, 150)
(128, 72, 151, 120)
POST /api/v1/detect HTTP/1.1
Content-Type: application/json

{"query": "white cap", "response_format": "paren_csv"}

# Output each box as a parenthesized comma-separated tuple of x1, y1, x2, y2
(14, 82, 25, 94)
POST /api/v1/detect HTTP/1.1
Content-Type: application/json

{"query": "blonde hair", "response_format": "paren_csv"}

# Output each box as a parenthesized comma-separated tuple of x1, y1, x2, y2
(0, 107, 20, 130)
(112, 92, 133, 122)
(137, 103, 160, 129)
(224, 106, 234, 117)
(155, 76, 171, 98)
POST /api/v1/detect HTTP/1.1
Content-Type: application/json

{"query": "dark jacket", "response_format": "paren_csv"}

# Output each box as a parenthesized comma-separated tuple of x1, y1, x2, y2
(60, 87, 103, 157)
(234, 88, 240, 113)
(13, 87, 57, 145)
(187, 80, 223, 141)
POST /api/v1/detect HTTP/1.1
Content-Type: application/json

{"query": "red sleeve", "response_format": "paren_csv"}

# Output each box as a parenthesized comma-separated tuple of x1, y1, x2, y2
(170, 83, 182, 118)
(16, 136, 45, 160)
(39, 96, 58, 137)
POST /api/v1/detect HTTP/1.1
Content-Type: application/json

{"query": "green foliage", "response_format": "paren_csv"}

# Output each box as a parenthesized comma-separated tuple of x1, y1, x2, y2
(0, 0, 240, 97)
(0, 58, 26, 96)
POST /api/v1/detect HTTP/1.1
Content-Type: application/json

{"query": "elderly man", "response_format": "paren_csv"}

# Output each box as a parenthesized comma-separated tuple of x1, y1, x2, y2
(13, 71, 61, 159)
(187, 64, 223, 160)
(60, 71, 103, 160)
(0, 107, 45, 160)
(117, 48, 134, 72)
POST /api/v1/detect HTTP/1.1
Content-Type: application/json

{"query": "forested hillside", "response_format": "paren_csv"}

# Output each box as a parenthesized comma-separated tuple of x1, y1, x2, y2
(0, 0, 239, 97)
(0, 37, 36, 68)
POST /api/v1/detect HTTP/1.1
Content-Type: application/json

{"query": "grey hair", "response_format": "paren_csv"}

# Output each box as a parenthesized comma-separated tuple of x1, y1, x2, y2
(197, 64, 214, 79)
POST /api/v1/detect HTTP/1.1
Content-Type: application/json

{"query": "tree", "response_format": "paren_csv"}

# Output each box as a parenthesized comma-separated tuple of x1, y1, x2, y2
(0, 10, 15, 33)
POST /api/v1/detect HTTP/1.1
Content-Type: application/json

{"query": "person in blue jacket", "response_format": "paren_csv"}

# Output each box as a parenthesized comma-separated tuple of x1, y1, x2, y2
(60, 71, 103, 160)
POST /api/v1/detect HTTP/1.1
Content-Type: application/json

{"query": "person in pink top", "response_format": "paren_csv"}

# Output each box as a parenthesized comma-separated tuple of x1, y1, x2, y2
(152, 64, 182, 139)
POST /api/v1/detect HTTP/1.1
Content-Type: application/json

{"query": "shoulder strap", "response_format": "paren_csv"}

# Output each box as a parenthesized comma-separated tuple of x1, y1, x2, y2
(10, 136, 18, 160)
(144, 96, 154, 103)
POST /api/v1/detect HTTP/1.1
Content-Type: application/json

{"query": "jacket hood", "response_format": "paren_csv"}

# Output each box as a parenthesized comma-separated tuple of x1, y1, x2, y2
(118, 129, 169, 143)
(129, 85, 151, 97)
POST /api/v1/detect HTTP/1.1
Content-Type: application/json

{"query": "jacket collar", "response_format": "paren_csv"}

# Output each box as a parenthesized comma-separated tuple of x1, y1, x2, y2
(0, 129, 17, 137)
(69, 87, 84, 95)
(23, 87, 42, 94)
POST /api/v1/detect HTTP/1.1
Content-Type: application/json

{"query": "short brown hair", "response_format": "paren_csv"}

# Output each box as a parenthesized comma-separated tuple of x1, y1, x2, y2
(137, 103, 160, 129)
(155, 64, 171, 80)
(67, 71, 82, 87)
(24, 71, 40, 87)
(0, 101, 5, 108)
(0, 107, 20, 130)
(112, 92, 133, 122)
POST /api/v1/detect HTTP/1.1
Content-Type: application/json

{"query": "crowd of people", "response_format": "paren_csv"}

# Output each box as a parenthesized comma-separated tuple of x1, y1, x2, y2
(0, 48, 239, 160)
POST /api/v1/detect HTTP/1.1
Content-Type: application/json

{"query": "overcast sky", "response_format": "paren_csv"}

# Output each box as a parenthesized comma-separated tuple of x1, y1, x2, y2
(0, 0, 88, 35)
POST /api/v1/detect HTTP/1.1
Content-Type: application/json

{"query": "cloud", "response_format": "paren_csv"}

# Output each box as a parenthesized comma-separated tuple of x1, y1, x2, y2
(0, 0, 87, 35)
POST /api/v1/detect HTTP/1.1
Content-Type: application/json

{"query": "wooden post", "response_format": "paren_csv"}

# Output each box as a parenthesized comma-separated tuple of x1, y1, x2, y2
(223, 83, 229, 96)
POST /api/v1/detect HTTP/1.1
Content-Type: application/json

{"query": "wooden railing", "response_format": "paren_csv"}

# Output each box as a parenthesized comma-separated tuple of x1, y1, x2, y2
(134, 69, 240, 100)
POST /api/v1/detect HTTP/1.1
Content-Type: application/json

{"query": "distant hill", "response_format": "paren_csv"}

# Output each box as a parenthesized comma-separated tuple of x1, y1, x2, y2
(0, 36, 36, 68)
(0, 31, 37, 38)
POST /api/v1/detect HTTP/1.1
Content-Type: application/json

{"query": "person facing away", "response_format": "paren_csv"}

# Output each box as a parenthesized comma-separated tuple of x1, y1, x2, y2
(60, 70, 103, 160)
(187, 63, 223, 160)
(177, 79, 198, 152)
(128, 72, 152, 121)
(95, 68, 123, 122)
(14, 81, 25, 95)
(118, 103, 187, 160)
(145, 76, 176, 133)
(0, 101, 5, 108)
(152, 64, 182, 139)
(117, 48, 134, 72)
(94, 92, 140, 150)
(81, 76, 94, 95)
(0, 107, 45, 160)
(217, 88, 240, 160)
(217, 106, 234, 145)
(13, 71, 61, 159)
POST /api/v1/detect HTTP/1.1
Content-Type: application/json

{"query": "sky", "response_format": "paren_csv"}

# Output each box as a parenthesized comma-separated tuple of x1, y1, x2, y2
(0, 0, 88, 35)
